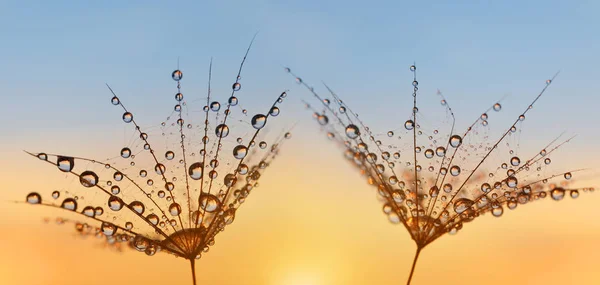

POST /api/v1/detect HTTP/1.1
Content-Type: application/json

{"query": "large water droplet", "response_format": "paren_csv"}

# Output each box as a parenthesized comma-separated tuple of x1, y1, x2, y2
(233, 145, 248, 159)
(345, 124, 360, 139)
(189, 162, 203, 180)
(79, 171, 99, 187)
(453, 198, 474, 214)
(172, 70, 183, 81)
(26, 192, 41, 204)
(449, 135, 462, 148)
(122, 112, 133, 123)
(551, 188, 565, 201)
(129, 201, 145, 214)
(57, 156, 74, 172)
(215, 124, 230, 138)
(61, 198, 77, 211)
(199, 194, 221, 213)
(169, 203, 181, 216)
(251, 114, 267, 129)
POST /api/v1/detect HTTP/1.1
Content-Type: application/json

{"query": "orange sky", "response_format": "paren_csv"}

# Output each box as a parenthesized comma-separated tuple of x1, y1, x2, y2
(2, 129, 599, 285)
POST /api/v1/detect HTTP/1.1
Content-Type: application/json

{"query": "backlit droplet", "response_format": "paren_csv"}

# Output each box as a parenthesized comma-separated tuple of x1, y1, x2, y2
(492, 206, 504, 217)
(169, 203, 181, 216)
(172, 70, 183, 81)
(449, 135, 462, 148)
(57, 156, 74, 172)
(493, 103, 502, 111)
(101, 222, 117, 236)
(233, 145, 248, 159)
(37, 153, 47, 160)
(570, 190, 579, 198)
(510, 156, 520, 166)
(120, 147, 131, 158)
(232, 82, 241, 91)
(188, 162, 203, 180)
(199, 194, 221, 212)
(345, 124, 360, 139)
(551, 188, 565, 201)
(453, 198, 474, 214)
(111, 96, 120, 105)
(215, 124, 230, 138)
(404, 120, 414, 130)
(130, 201, 145, 214)
(450, 166, 461, 176)
(155, 163, 166, 175)
(122, 112, 133, 123)
(564, 172, 572, 180)
(251, 114, 267, 129)
(79, 171, 99, 187)
(52, 191, 60, 199)
(26, 192, 41, 204)
(61, 198, 77, 211)
(108, 196, 124, 211)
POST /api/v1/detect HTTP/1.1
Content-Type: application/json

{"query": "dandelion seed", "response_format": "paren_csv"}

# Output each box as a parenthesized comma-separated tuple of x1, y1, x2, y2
(287, 65, 595, 284)
(21, 39, 292, 285)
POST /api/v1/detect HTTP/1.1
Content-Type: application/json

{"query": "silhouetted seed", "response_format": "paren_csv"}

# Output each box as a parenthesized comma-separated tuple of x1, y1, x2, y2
(289, 63, 594, 285)
(24, 41, 292, 285)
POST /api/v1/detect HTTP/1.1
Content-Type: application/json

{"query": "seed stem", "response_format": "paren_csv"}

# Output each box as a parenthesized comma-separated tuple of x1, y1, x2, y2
(190, 259, 197, 285)
(406, 247, 422, 285)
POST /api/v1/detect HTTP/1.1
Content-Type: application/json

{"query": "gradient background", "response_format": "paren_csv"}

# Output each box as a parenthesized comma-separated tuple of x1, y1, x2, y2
(1, 1, 600, 284)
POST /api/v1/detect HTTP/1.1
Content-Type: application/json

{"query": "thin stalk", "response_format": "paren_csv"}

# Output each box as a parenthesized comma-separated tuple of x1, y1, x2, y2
(406, 247, 422, 285)
(190, 259, 197, 285)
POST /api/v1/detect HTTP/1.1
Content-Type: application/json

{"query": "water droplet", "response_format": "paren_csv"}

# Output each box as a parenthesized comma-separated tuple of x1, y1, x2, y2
(480, 183, 491, 193)
(82, 206, 95, 217)
(449, 135, 462, 148)
(510, 156, 520, 166)
(52, 191, 60, 199)
(564, 172, 572, 180)
(199, 194, 221, 212)
(147, 214, 159, 225)
(228, 96, 238, 106)
(111, 96, 120, 105)
(165, 151, 175, 160)
(129, 201, 145, 214)
(79, 171, 99, 187)
(453, 198, 474, 214)
(551, 188, 565, 201)
(189, 162, 203, 180)
(101, 222, 117, 236)
(507, 177, 518, 188)
(251, 114, 267, 129)
(172, 70, 183, 81)
(210, 101, 221, 111)
(108, 196, 123, 211)
(345, 124, 360, 139)
(436, 146, 446, 157)
(37, 153, 47, 160)
(26, 192, 41, 204)
(450, 166, 461, 176)
(269, 106, 280, 116)
(122, 112, 133, 123)
(57, 156, 75, 172)
(215, 124, 229, 138)
(169, 203, 181, 216)
(232, 82, 241, 91)
(544, 158, 551, 165)
(492, 206, 504, 217)
(155, 163, 166, 175)
(61, 198, 77, 211)
(404, 120, 414, 130)
(175, 93, 183, 101)
(493, 103, 502, 112)
(570, 190, 579, 198)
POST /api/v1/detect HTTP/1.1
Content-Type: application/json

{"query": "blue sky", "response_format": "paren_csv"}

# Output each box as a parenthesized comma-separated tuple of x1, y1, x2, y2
(0, 0, 598, 169)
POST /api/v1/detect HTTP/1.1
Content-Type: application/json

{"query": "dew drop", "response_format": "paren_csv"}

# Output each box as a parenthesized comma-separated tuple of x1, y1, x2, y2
(165, 151, 175, 160)
(101, 222, 117, 236)
(52, 191, 60, 199)
(129, 201, 145, 214)
(493, 103, 502, 112)
(188, 162, 203, 180)
(57, 156, 75, 172)
(26, 192, 41, 204)
(453, 198, 474, 214)
(404, 120, 414, 130)
(449, 135, 462, 148)
(79, 171, 99, 187)
(108, 196, 124, 211)
(251, 114, 267, 129)
(122, 112, 133, 123)
(232, 82, 241, 91)
(510, 156, 520, 166)
(345, 124, 360, 139)
(551, 188, 565, 201)
(172, 70, 183, 81)
(61, 198, 77, 211)
(169, 203, 181, 216)
(233, 145, 248, 159)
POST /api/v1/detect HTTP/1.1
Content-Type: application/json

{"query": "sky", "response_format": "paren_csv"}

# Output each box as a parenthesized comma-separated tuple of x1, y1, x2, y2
(1, 1, 600, 284)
